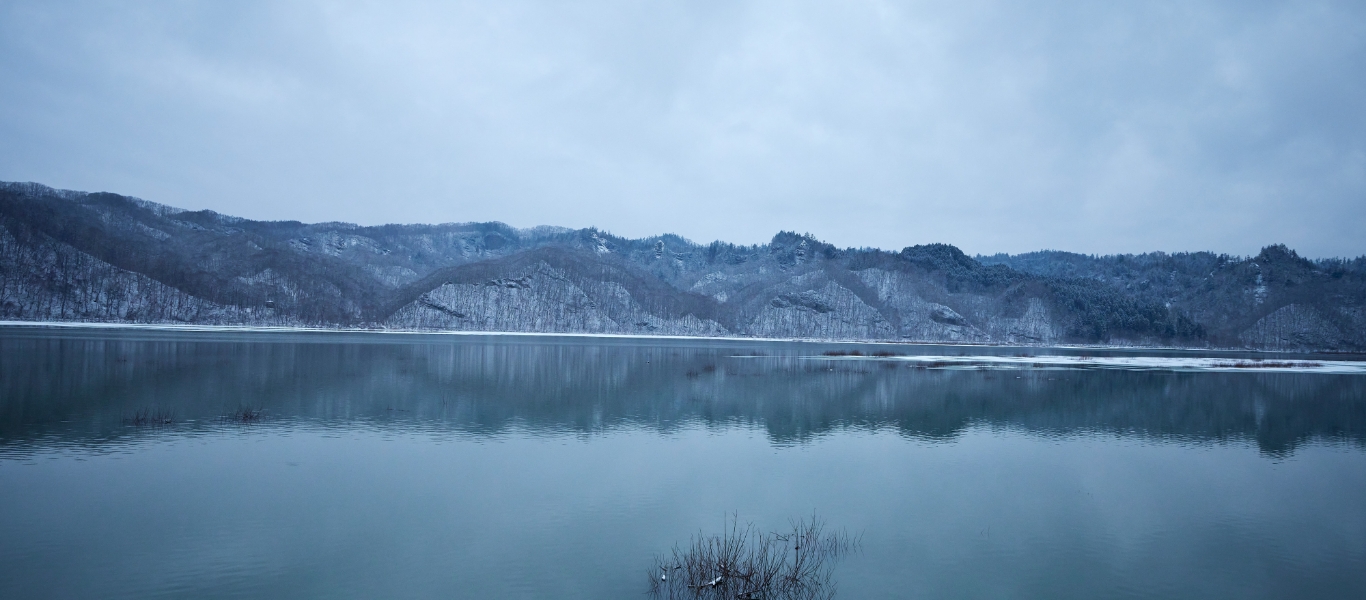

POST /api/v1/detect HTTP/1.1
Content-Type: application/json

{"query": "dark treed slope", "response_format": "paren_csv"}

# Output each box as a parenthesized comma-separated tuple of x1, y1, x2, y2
(2, 182, 1364, 350)
(979, 249, 1366, 350)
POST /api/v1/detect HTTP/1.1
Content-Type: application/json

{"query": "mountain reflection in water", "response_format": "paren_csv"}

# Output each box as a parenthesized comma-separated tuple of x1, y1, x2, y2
(2, 327, 1363, 456)
(3, 327, 1366, 600)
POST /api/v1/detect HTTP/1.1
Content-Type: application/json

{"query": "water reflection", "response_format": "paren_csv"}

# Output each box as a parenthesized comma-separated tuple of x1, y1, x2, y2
(3, 327, 1363, 456)
(3, 328, 1366, 600)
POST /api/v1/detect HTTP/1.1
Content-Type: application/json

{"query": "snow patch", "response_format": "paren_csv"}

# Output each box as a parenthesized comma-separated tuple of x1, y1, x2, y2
(814, 354, 1366, 374)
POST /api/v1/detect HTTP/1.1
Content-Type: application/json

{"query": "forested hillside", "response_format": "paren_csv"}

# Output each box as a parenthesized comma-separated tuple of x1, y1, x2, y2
(3, 182, 1363, 350)
(979, 248, 1366, 350)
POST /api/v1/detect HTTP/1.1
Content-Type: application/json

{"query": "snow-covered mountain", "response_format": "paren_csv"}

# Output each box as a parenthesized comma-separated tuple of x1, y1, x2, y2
(3, 181, 1363, 350)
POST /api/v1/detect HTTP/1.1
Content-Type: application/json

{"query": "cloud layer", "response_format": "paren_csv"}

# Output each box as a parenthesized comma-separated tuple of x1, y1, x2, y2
(2, 1, 1363, 256)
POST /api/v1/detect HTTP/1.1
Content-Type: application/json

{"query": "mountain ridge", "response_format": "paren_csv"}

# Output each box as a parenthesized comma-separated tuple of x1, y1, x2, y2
(2, 181, 1364, 350)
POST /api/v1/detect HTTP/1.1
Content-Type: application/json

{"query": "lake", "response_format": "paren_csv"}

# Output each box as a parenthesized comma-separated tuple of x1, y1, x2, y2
(1, 325, 1364, 599)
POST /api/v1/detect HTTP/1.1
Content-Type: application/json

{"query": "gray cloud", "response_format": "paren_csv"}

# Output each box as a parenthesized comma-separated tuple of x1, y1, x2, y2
(1, 0, 1363, 256)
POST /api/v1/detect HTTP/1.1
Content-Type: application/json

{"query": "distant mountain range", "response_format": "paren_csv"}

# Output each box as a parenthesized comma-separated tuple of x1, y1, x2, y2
(2, 181, 1364, 351)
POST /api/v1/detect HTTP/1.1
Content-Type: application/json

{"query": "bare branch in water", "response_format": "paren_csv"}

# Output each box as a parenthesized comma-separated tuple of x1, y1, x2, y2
(648, 514, 859, 600)
(124, 408, 174, 427)
(221, 407, 265, 424)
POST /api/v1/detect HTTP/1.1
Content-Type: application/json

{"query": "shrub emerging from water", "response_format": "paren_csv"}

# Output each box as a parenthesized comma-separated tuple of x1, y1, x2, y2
(648, 515, 858, 600)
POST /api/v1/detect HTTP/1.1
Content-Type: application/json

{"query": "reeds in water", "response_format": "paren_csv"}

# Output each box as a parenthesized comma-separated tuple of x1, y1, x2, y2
(1211, 360, 1323, 369)
(822, 350, 901, 357)
(648, 515, 859, 600)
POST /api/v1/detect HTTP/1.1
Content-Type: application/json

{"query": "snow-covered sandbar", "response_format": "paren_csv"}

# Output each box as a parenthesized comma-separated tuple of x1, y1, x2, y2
(809, 354, 1366, 374)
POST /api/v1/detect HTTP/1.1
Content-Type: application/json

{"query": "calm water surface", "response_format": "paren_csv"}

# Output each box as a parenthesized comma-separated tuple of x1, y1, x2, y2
(2, 326, 1365, 599)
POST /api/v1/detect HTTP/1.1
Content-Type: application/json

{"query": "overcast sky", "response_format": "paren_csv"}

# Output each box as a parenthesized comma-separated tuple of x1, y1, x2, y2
(1, 1, 1363, 257)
